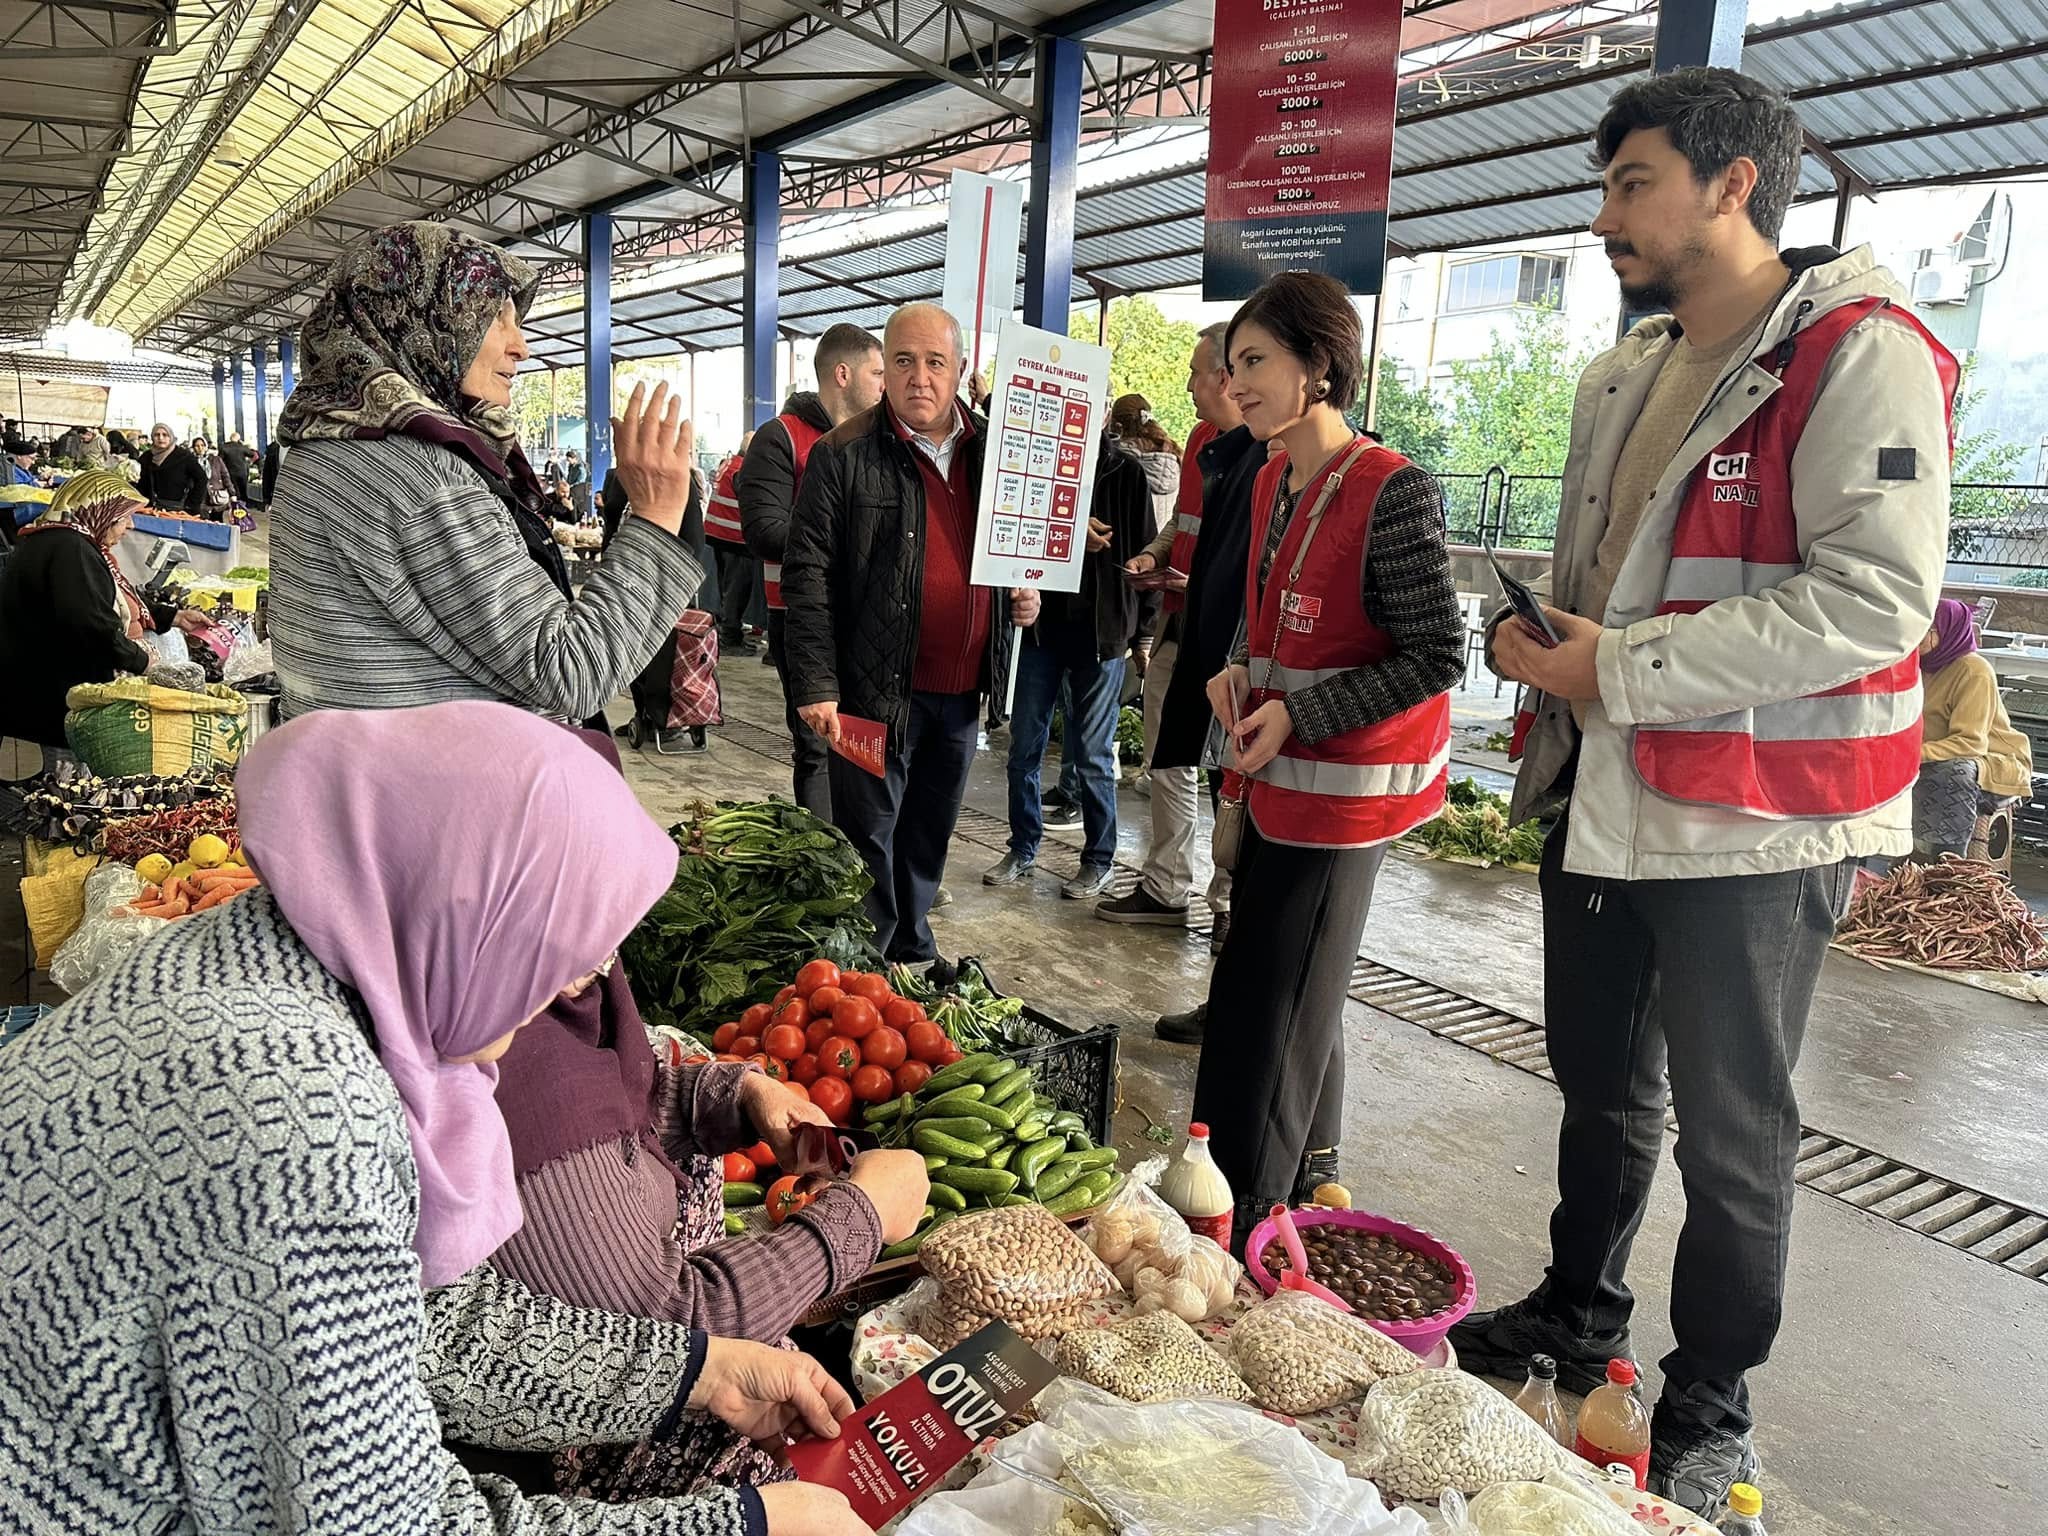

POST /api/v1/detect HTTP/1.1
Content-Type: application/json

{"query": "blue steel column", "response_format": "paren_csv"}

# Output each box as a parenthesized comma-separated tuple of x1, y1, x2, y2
(278, 334, 296, 398)
(230, 354, 246, 439)
(250, 341, 270, 455)
(743, 149, 781, 430)
(1653, 0, 1746, 72)
(583, 212, 613, 490)
(213, 360, 227, 443)
(1022, 35, 1082, 333)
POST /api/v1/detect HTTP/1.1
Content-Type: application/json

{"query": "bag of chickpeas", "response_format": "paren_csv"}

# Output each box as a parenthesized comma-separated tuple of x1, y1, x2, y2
(920, 1204, 1117, 1343)
(1229, 1286, 1423, 1415)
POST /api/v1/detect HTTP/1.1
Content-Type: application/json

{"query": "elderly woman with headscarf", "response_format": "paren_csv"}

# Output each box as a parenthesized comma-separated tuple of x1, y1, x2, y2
(0, 470, 211, 748)
(136, 422, 209, 515)
(0, 701, 872, 1536)
(1915, 598, 2034, 859)
(266, 221, 702, 722)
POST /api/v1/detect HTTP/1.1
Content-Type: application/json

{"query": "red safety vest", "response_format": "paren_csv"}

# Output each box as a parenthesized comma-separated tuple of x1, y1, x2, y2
(1229, 440, 1451, 849)
(706, 453, 746, 546)
(1631, 297, 1959, 819)
(1162, 418, 1218, 615)
(757, 412, 825, 612)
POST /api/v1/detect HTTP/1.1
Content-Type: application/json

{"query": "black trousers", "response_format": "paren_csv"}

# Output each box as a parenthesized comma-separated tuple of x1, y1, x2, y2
(828, 690, 978, 964)
(1191, 821, 1386, 1207)
(1532, 806, 1852, 1435)
(768, 611, 831, 819)
(712, 543, 756, 645)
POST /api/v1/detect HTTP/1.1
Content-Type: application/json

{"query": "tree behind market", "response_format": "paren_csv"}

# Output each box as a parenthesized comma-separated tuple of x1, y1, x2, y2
(1070, 296, 1202, 451)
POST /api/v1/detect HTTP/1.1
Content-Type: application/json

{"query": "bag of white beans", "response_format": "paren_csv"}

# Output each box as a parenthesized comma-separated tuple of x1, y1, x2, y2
(1229, 1286, 1422, 1415)
(1355, 1370, 1576, 1502)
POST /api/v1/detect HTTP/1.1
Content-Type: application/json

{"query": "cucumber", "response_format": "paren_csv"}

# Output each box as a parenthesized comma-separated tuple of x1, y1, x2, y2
(723, 1212, 746, 1235)
(721, 1181, 764, 1208)
(949, 1098, 1018, 1132)
(1047, 1111, 1085, 1136)
(922, 1053, 996, 1094)
(917, 1084, 990, 1116)
(928, 1180, 968, 1210)
(879, 1231, 927, 1260)
(1014, 1136, 1063, 1189)
(971, 1057, 1013, 1084)
(986, 1142, 1016, 1173)
(981, 1064, 1031, 1101)
(922, 1154, 949, 1174)
(1031, 1158, 1084, 1202)
(1069, 1170, 1116, 1205)
(1043, 1183, 1100, 1218)
(934, 1165, 1020, 1196)
(1012, 1116, 1049, 1145)
(995, 1193, 1034, 1207)
(913, 1126, 989, 1161)
(912, 1116, 997, 1141)
(1067, 1146, 1119, 1172)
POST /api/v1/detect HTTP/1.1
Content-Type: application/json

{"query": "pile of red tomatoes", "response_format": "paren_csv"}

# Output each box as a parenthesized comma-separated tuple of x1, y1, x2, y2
(702, 959, 964, 1127)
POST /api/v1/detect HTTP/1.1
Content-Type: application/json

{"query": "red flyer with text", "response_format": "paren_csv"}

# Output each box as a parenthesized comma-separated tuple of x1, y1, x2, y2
(831, 713, 888, 779)
(786, 1321, 1055, 1528)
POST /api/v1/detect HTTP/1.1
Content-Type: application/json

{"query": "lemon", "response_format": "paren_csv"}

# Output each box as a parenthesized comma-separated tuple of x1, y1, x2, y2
(188, 834, 231, 869)
(229, 845, 248, 867)
(169, 860, 198, 882)
(135, 853, 174, 885)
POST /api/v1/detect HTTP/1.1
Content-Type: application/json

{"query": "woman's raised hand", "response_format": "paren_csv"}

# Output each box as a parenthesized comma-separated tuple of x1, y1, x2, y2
(612, 381, 695, 535)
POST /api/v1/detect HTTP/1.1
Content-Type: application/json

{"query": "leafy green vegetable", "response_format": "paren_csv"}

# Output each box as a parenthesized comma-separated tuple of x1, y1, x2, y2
(622, 799, 881, 1034)
(1405, 778, 1547, 867)
(1115, 706, 1146, 765)
(890, 957, 1033, 1052)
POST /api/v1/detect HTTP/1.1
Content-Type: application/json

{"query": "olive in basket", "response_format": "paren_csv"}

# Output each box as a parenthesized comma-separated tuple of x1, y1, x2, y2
(1261, 1224, 1459, 1323)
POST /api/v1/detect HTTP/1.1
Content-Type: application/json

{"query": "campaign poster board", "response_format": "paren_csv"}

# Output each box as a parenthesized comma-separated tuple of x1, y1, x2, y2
(1203, 0, 1403, 300)
(967, 322, 1111, 596)
(940, 170, 1026, 383)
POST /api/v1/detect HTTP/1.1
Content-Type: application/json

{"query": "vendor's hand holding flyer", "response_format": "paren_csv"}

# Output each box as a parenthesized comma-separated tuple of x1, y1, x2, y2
(830, 713, 889, 779)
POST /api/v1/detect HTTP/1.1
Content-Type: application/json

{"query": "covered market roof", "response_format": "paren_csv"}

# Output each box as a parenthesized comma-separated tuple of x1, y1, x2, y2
(9, 0, 2046, 363)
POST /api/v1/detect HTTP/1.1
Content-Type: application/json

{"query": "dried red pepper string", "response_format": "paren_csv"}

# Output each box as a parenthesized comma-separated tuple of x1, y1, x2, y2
(102, 800, 241, 865)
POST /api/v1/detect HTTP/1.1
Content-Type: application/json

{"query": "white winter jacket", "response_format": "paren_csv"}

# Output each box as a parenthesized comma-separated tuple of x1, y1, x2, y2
(1501, 245, 1952, 881)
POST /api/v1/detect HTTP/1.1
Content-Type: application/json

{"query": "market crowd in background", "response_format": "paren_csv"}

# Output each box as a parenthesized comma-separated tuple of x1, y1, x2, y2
(0, 62, 1974, 1536)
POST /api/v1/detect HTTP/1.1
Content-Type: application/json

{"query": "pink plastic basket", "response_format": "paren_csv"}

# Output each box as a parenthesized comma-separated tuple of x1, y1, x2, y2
(1245, 1207, 1476, 1358)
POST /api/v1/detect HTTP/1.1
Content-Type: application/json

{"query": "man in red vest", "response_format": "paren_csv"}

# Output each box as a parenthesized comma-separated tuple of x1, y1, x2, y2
(783, 302, 1040, 964)
(738, 323, 884, 818)
(706, 432, 758, 655)
(1468, 69, 1954, 1518)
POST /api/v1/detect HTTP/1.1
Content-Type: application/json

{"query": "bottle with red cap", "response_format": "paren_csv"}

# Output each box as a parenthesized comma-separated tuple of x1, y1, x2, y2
(1158, 1122, 1235, 1251)
(1574, 1358, 1652, 1489)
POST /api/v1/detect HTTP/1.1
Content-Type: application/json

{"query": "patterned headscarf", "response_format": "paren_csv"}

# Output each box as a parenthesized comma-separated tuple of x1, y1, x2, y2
(24, 469, 152, 631)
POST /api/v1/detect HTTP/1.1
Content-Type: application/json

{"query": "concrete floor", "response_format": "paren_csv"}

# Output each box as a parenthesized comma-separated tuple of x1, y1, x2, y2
(618, 653, 2048, 1536)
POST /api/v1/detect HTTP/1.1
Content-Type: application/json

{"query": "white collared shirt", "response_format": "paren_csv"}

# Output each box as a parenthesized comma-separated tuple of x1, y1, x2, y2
(901, 403, 967, 479)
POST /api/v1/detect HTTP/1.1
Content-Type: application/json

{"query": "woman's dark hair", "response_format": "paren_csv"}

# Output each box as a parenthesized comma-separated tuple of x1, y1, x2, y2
(1223, 270, 1364, 411)
(1594, 67, 1801, 242)
(1109, 393, 1179, 457)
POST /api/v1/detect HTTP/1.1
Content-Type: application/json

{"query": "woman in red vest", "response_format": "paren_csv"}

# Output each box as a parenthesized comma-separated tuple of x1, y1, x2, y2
(1190, 272, 1467, 1240)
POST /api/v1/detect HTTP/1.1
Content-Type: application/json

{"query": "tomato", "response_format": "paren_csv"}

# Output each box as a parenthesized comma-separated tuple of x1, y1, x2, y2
(832, 995, 881, 1040)
(905, 1020, 949, 1064)
(863, 1026, 906, 1070)
(807, 985, 846, 1018)
(745, 1141, 776, 1170)
(795, 958, 841, 997)
(748, 1053, 787, 1081)
(740, 1002, 775, 1034)
(894, 1061, 932, 1095)
(772, 996, 809, 1033)
(783, 1078, 811, 1104)
(881, 997, 925, 1033)
(851, 1064, 895, 1103)
(844, 971, 892, 1004)
(721, 1151, 756, 1183)
(817, 1035, 861, 1079)
(712, 1022, 741, 1051)
(730, 1035, 760, 1060)
(809, 1075, 854, 1124)
(682, 1052, 711, 1066)
(765, 1173, 816, 1224)
(792, 1051, 821, 1085)
(772, 984, 798, 1008)
(763, 1023, 806, 1061)
(715, 1052, 747, 1063)
(803, 1015, 835, 1053)
(936, 1041, 965, 1067)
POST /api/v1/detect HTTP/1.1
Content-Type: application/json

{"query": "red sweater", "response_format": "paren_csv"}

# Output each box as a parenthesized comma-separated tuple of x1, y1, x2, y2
(899, 409, 990, 695)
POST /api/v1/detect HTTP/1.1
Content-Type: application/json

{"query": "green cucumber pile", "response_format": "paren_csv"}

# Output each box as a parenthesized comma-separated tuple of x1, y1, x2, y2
(862, 1050, 1122, 1260)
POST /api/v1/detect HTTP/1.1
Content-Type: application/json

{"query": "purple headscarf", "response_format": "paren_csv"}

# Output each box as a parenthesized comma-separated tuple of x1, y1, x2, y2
(1924, 598, 1979, 675)
(236, 701, 679, 1288)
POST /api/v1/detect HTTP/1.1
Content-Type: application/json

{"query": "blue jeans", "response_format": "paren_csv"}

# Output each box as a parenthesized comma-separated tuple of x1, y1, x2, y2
(1052, 678, 1083, 804)
(1008, 633, 1124, 867)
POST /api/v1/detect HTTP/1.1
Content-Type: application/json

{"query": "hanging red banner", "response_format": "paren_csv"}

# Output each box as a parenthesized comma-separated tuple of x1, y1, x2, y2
(1204, 0, 1403, 301)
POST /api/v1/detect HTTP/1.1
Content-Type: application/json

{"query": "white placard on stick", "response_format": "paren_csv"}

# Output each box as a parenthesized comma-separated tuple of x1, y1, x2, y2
(940, 170, 1024, 383)
(968, 321, 1111, 596)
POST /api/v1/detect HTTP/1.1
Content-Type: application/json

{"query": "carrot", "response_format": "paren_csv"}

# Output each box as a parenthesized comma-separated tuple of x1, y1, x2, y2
(191, 885, 242, 912)
(195, 870, 257, 890)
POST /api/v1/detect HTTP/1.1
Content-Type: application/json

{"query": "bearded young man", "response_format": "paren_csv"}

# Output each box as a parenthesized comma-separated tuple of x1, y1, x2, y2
(1453, 68, 1955, 1518)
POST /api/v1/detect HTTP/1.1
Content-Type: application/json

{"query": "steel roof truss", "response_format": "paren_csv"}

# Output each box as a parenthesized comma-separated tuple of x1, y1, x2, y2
(0, 0, 176, 58)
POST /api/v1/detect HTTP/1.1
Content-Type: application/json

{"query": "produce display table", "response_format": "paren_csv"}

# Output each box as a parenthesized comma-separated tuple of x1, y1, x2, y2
(851, 1284, 1716, 1535)
(116, 514, 240, 578)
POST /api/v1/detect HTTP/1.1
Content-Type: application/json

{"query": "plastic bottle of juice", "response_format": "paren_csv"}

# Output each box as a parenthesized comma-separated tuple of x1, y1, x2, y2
(1158, 1122, 1234, 1250)
(1716, 1484, 1768, 1535)
(1511, 1354, 1573, 1448)
(1574, 1358, 1652, 1490)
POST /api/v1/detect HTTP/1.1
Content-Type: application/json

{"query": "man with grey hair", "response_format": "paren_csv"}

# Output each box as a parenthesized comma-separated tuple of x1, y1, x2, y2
(1102, 321, 1269, 1045)
(784, 301, 1040, 964)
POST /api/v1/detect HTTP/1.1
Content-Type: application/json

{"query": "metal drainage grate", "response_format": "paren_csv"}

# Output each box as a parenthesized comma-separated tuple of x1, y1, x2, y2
(709, 707, 2048, 1285)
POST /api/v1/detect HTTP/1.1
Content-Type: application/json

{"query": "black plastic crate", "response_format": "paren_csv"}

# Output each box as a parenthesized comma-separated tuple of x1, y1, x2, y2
(953, 957, 1120, 1145)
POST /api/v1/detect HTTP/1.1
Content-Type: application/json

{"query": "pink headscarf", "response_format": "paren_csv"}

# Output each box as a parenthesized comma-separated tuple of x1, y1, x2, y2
(236, 701, 679, 1288)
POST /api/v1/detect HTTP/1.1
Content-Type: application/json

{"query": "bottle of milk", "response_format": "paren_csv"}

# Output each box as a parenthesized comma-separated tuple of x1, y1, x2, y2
(1158, 1123, 1235, 1251)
